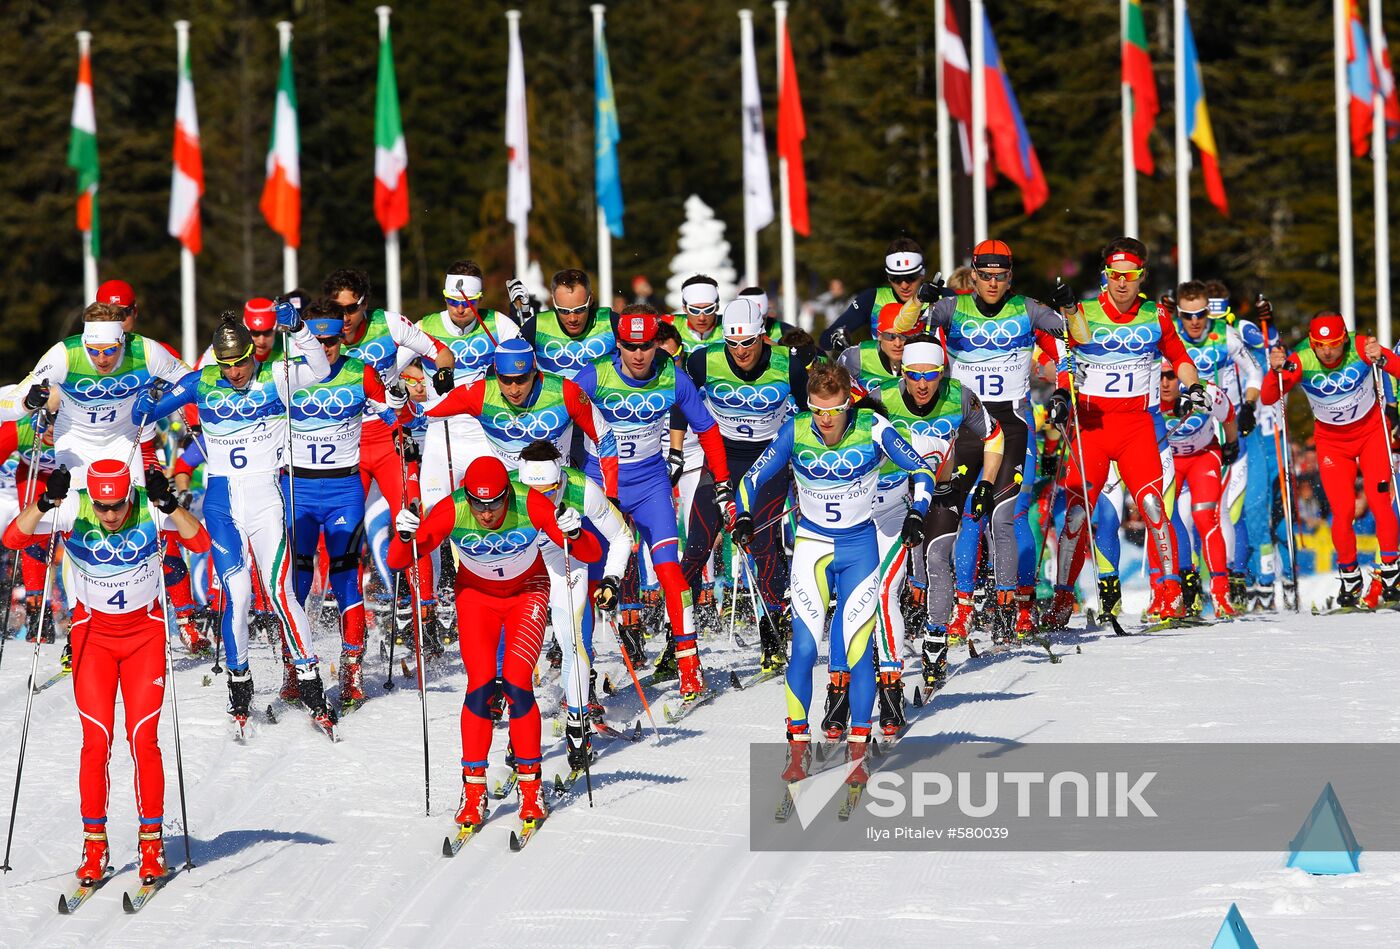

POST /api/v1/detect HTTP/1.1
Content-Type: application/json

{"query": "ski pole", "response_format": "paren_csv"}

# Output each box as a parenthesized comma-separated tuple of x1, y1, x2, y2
(1258, 306, 1301, 611)
(396, 453, 432, 817)
(1, 529, 61, 873)
(605, 611, 659, 739)
(384, 570, 399, 691)
(0, 407, 50, 674)
(1371, 362, 1400, 550)
(561, 535, 593, 807)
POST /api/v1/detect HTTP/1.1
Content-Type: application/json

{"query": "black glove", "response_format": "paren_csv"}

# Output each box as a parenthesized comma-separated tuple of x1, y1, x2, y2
(828, 327, 850, 354)
(1173, 396, 1193, 419)
(969, 479, 994, 520)
(1046, 388, 1072, 427)
(1220, 439, 1240, 467)
(22, 382, 50, 412)
(917, 280, 944, 304)
(1049, 281, 1077, 312)
(395, 430, 422, 465)
(1186, 382, 1210, 413)
(1039, 447, 1061, 480)
(901, 510, 925, 548)
(713, 481, 735, 528)
(731, 511, 755, 548)
(1255, 295, 1273, 327)
(667, 448, 685, 486)
(37, 465, 70, 513)
(174, 488, 195, 511)
(145, 467, 179, 514)
(1157, 292, 1176, 318)
(594, 576, 620, 611)
(432, 365, 455, 395)
(1238, 401, 1257, 437)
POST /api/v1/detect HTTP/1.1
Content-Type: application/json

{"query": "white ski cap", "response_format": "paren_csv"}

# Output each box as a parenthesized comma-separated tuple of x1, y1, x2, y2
(738, 287, 769, 318)
(680, 281, 720, 309)
(885, 251, 925, 276)
(82, 321, 124, 346)
(722, 298, 765, 339)
(901, 340, 944, 369)
(518, 458, 563, 489)
(445, 275, 484, 300)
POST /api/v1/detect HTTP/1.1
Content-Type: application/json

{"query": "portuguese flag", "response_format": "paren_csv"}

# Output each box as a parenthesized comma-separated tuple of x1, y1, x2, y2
(1122, 0, 1159, 176)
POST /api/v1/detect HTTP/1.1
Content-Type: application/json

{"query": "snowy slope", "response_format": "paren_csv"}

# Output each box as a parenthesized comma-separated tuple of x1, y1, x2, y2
(1, 577, 1398, 949)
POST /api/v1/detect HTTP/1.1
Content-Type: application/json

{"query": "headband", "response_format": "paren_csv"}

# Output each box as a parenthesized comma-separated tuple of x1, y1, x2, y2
(885, 252, 925, 275)
(1105, 251, 1145, 269)
(82, 321, 125, 347)
(681, 282, 720, 307)
(518, 458, 563, 488)
(901, 341, 944, 367)
(445, 275, 484, 300)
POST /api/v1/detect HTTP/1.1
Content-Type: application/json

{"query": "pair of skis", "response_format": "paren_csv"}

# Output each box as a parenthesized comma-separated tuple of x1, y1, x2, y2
(57, 867, 178, 915)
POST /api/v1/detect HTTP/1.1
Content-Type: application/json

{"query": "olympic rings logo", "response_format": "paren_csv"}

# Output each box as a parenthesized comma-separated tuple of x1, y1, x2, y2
(349, 338, 393, 368)
(204, 388, 274, 421)
(457, 528, 534, 555)
(1172, 416, 1208, 439)
(541, 336, 612, 365)
(907, 417, 958, 440)
(795, 445, 871, 480)
(599, 391, 672, 422)
(954, 317, 1029, 350)
(1305, 364, 1366, 396)
(294, 387, 361, 419)
(79, 525, 156, 564)
(1089, 325, 1158, 353)
(708, 381, 788, 409)
(487, 407, 568, 440)
(70, 372, 147, 401)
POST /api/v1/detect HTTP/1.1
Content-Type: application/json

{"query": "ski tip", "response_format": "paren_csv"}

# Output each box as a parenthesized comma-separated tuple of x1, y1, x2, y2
(441, 836, 455, 858)
(121, 891, 136, 914)
(508, 831, 522, 852)
(632, 719, 642, 739)
(728, 670, 743, 690)
(57, 894, 70, 915)
(911, 686, 923, 707)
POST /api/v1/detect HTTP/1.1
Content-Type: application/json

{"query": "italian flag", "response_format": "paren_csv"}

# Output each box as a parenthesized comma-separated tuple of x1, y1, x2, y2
(168, 43, 204, 254)
(68, 35, 100, 258)
(1122, 0, 1159, 176)
(374, 16, 409, 235)
(260, 37, 300, 247)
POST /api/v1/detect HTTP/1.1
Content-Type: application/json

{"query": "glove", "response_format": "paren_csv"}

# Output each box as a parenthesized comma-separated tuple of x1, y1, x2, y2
(395, 429, 422, 465)
(556, 505, 582, 539)
(917, 277, 946, 304)
(1255, 295, 1273, 327)
(593, 576, 620, 611)
(22, 382, 50, 412)
(901, 510, 925, 548)
(667, 448, 686, 486)
(969, 479, 994, 520)
(385, 382, 409, 411)
(395, 504, 421, 542)
(131, 387, 161, 425)
(1238, 401, 1257, 437)
(731, 511, 755, 549)
(828, 327, 850, 354)
(1046, 388, 1072, 427)
(1220, 439, 1241, 467)
(37, 465, 70, 513)
(1186, 382, 1211, 413)
(1049, 280, 1077, 312)
(432, 365, 455, 395)
(1157, 292, 1176, 318)
(174, 488, 195, 511)
(145, 467, 179, 514)
(1173, 395, 1193, 419)
(713, 481, 736, 529)
(273, 297, 303, 333)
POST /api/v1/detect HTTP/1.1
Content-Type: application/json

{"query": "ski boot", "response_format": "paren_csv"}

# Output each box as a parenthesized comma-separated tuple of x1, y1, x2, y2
(921, 627, 948, 689)
(945, 593, 975, 645)
(877, 670, 905, 737)
(296, 665, 338, 734)
(177, 613, 211, 655)
(586, 668, 605, 723)
(821, 671, 851, 740)
(226, 669, 254, 724)
(1041, 587, 1076, 631)
(1363, 560, 1400, 609)
(393, 597, 413, 648)
(340, 651, 366, 708)
(76, 829, 109, 884)
(1336, 566, 1364, 609)
(565, 714, 593, 772)
(1156, 578, 1186, 619)
(60, 639, 72, 673)
(1257, 583, 1277, 612)
(22, 594, 41, 642)
(455, 766, 488, 828)
(758, 612, 787, 673)
(617, 610, 646, 668)
(1098, 576, 1122, 619)
(845, 726, 872, 786)
(677, 640, 706, 699)
(489, 677, 507, 722)
(1229, 571, 1248, 610)
(1013, 585, 1037, 636)
(279, 652, 301, 704)
(1141, 580, 1166, 622)
(137, 825, 167, 884)
(651, 636, 678, 684)
(1210, 574, 1236, 618)
(1180, 568, 1203, 616)
(545, 636, 563, 670)
(782, 721, 812, 782)
(516, 764, 548, 823)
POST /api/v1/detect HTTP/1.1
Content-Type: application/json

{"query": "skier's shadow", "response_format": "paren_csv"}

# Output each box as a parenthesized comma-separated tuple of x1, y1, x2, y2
(189, 827, 332, 865)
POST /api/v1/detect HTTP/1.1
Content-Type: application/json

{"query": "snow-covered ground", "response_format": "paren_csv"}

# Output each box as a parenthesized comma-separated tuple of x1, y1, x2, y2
(1, 574, 1397, 948)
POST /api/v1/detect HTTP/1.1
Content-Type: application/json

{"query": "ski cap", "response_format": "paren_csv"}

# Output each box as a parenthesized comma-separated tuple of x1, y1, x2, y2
(722, 298, 765, 339)
(96, 279, 135, 308)
(885, 251, 925, 276)
(464, 455, 510, 503)
(212, 317, 256, 364)
(680, 280, 720, 310)
(970, 239, 1013, 269)
(493, 338, 536, 376)
(518, 458, 563, 490)
(901, 340, 945, 368)
(1309, 312, 1348, 345)
(244, 297, 277, 332)
(305, 314, 345, 339)
(617, 311, 659, 344)
(86, 458, 132, 504)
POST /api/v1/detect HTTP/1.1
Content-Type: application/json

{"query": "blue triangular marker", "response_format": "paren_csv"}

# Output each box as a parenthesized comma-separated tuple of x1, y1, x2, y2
(1287, 782, 1362, 875)
(1211, 903, 1259, 949)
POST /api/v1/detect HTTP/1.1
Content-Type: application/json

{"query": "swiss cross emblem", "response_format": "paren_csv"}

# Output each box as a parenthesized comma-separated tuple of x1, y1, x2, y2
(100, 484, 114, 496)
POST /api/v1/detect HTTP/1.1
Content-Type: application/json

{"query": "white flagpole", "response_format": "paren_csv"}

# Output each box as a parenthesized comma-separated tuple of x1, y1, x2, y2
(1336, 0, 1356, 328)
(1372, 0, 1391, 345)
(970, 0, 987, 243)
(377, 6, 402, 315)
(1122, 0, 1139, 239)
(775, 0, 796, 325)
(506, 9, 529, 281)
(76, 31, 97, 304)
(1174, 0, 1190, 281)
(277, 20, 297, 293)
(176, 20, 196, 363)
(739, 8, 760, 287)
(935, 0, 953, 275)
(592, 5, 612, 306)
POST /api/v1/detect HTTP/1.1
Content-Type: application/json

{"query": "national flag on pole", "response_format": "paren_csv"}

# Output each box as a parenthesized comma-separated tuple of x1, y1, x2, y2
(594, 17, 624, 238)
(777, 15, 809, 237)
(168, 42, 203, 254)
(260, 39, 300, 247)
(981, 10, 1049, 215)
(941, 4, 983, 176)
(505, 17, 531, 236)
(374, 16, 409, 235)
(68, 38, 100, 258)
(1348, 0, 1376, 156)
(1182, 9, 1228, 216)
(1375, 22, 1400, 143)
(740, 16, 773, 234)
(1122, 0, 1159, 175)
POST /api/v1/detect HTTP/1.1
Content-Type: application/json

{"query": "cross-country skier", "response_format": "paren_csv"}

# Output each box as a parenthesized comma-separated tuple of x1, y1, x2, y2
(2, 460, 210, 885)
(818, 237, 930, 351)
(837, 301, 919, 393)
(519, 268, 617, 380)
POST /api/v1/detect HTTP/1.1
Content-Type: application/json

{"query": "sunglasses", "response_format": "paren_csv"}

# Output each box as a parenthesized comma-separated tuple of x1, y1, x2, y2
(444, 296, 474, 309)
(92, 498, 128, 513)
(497, 373, 532, 386)
(685, 303, 719, 317)
(1161, 371, 1178, 381)
(1103, 268, 1146, 283)
(1178, 307, 1209, 320)
(554, 297, 592, 316)
(878, 331, 911, 343)
(249, 328, 276, 337)
(618, 340, 656, 353)
(725, 335, 761, 349)
(811, 400, 851, 419)
(216, 344, 255, 368)
(85, 344, 121, 359)
(340, 295, 366, 313)
(467, 494, 508, 512)
(402, 377, 426, 388)
(974, 269, 1012, 283)
(887, 273, 921, 285)
(903, 368, 940, 382)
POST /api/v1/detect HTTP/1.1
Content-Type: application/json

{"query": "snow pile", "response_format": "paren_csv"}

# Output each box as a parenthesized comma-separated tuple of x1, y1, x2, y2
(666, 195, 739, 311)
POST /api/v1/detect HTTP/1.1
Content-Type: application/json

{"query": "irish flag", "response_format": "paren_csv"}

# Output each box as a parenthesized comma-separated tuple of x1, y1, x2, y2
(374, 12, 409, 235)
(1122, 0, 1159, 176)
(68, 33, 100, 258)
(260, 31, 300, 247)
(168, 36, 204, 255)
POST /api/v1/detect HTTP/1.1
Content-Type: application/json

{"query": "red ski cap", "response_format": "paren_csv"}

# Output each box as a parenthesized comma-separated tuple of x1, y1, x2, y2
(244, 297, 277, 332)
(86, 458, 132, 504)
(464, 456, 510, 503)
(617, 312, 659, 344)
(877, 301, 915, 336)
(1309, 311, 1348, 345)
(96, 279, 135, 308)
(971, 239, 1013, 269)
